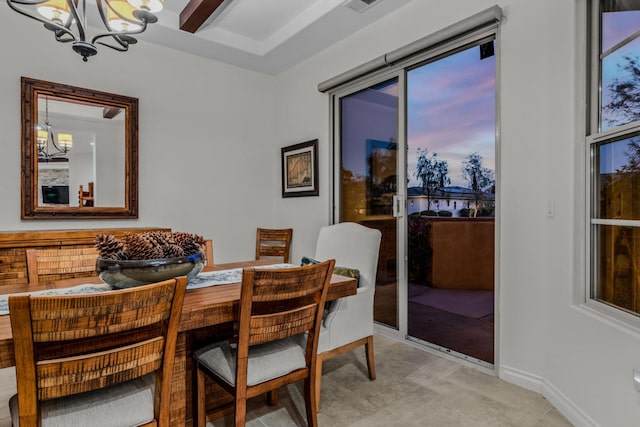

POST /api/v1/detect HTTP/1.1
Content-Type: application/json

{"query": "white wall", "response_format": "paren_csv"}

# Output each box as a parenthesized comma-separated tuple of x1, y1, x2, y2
(0, 8, 279, 263)
(273, 1, 640, 426)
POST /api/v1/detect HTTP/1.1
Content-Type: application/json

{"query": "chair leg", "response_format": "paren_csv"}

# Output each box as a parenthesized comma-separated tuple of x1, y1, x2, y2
(235, 397, 247, 427)
(267, 389, 279, 405)
(195, 366, 207, 427)
(304, 377, 319, 427)
(365, 335, 376, 380)
(314, 355, 323, 412)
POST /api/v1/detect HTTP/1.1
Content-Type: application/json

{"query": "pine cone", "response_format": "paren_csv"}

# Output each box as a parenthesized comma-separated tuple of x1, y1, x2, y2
(95, 234, 125, 259)
(173, 232, 205, 246)
(120, 231, 207, 260)
(149, 247, 165, 259)
(145, 231, 176, 247)
(162, 244, 185, 258)
(180, 237, 202, 256)
(113, 251, 131, 260)
(125, 233, 157, 260)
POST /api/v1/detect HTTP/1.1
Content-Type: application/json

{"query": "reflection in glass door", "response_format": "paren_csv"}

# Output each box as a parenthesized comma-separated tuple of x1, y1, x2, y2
(338, 79, 399, 328)
(406, 42, 496, 364)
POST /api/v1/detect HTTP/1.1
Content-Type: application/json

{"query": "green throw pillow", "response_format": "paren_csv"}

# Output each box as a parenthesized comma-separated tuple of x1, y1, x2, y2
(300, 256, 320, 266)
(300, 256, 360, 286)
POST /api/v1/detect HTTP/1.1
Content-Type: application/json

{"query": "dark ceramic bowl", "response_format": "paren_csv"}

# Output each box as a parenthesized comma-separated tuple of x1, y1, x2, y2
(96, 253, 203, 288)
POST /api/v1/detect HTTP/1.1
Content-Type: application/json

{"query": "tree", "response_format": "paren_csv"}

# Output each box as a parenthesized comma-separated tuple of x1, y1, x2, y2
(603, 55, 640, 127)
(414, 148, 450, 211)
(461, 153, 494, 217)
(341, 168, 367, 218)
(617, 140, 640, 174)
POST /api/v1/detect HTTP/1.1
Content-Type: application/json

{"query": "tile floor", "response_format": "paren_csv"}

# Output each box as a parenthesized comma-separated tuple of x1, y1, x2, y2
(0, 335, 573, 427)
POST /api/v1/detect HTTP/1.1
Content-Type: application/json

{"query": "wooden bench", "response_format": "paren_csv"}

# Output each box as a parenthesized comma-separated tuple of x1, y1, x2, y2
(0, 228, 170, 287)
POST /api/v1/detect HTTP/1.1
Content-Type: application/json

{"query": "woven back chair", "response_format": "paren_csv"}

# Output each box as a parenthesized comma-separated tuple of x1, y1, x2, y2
(203, 239, 214, 266)
(255, 228, 293, 263)
(78, 182, 94, 207)
(25, 247, 99, 285)
(193, 260, 335, 427)
(8, 276, 187, 427)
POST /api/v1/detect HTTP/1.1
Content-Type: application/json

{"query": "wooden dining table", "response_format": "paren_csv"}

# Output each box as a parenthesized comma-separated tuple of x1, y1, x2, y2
(0, 259, 357, 426)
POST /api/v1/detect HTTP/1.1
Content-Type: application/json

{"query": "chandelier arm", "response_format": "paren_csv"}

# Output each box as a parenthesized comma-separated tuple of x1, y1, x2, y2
(95, 0, 111, 31)
(54, 31, 75, 43)
(96, 39, 130, 52)
(91, 19, 149, 45)
(66, 0, 86, 42)
(6, 0, 77, 42)
(49, 130, 65, 153)
(94, 0, 129, 50)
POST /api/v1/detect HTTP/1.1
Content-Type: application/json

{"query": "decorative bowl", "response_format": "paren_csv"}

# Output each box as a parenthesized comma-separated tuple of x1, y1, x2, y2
(96, 253, 204, 288)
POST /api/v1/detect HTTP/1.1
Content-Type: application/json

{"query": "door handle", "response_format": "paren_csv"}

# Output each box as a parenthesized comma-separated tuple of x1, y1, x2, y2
(392, 195, 403, 218)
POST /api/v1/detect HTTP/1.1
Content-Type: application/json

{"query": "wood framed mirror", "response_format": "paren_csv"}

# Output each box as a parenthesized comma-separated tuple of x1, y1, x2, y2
(21, 77, 138, 219)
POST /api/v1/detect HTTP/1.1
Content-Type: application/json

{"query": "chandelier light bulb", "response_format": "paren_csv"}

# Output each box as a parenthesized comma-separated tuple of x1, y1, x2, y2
(57, 133, 73, 150)
(108, 0, 143, 32)
(36, 0, 71, 24)
(37, 129, 48, 148)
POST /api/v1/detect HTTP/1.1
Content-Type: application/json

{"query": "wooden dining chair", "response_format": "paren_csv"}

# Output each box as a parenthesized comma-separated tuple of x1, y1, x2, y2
(8, 276, 187, 427)
(25, 247, 99, 285)
(255, 228, 293, 263)
(193, 259, 335, 427)
(78, 182, 94, 207)
(203, 239, 214, 266)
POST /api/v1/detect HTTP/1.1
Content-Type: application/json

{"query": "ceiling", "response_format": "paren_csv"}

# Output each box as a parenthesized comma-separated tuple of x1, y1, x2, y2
(138, 0, 413, 74)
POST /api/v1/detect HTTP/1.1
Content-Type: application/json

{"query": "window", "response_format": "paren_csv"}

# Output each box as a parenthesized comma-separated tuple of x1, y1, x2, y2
(588, 1, 640, 317)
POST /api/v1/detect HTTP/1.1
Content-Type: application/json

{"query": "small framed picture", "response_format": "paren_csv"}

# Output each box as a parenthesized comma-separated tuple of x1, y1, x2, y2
(281, 139, 318, 198)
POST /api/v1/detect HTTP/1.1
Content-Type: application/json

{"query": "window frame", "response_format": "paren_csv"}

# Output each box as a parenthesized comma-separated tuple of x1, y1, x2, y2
(584, 0, 640, 326)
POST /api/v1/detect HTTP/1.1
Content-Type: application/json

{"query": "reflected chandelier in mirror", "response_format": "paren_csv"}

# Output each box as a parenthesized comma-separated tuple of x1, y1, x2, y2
(37, 95, 73, 161)
(21, 77, 139, 219)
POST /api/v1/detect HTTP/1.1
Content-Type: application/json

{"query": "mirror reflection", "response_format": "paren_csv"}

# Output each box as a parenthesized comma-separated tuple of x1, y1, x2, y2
(36, 96, 126, 208)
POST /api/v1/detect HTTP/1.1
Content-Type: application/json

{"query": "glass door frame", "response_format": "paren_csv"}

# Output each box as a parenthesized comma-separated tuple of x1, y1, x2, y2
(330, 68, 410, 338)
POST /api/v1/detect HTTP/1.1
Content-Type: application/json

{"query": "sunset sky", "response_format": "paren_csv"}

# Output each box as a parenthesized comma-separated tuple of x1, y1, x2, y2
(406, 43, 495, 188)
(601, 10, 640, 131)
(599, 9, 639, 173)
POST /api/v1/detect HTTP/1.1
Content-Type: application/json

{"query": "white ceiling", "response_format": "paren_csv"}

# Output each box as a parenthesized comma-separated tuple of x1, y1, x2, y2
(139, 0, 413, 74)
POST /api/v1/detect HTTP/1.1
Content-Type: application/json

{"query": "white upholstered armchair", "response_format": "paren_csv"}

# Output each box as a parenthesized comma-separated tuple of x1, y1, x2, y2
(313, 222, 382, 409)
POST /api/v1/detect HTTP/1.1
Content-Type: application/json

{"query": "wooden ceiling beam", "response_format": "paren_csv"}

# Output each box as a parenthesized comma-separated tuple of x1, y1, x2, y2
(180, 0, 225, 33)
(103, 106, 121, 119)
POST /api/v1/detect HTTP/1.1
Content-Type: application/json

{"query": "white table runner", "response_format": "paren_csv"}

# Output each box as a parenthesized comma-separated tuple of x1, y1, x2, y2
(0, 263, 296, 315)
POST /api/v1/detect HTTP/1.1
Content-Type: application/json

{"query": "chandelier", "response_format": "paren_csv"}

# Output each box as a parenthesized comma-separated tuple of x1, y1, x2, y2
(37, 96, 73, 161)
(7, 0, 163, 61)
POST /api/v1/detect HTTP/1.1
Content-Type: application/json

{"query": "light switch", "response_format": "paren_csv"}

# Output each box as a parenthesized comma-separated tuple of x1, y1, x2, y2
(634, 369, 640, 392)
(546, 200, 555, 218)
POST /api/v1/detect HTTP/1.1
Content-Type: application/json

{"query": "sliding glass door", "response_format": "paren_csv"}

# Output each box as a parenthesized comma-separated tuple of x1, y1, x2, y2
(332, 32, 497, 367)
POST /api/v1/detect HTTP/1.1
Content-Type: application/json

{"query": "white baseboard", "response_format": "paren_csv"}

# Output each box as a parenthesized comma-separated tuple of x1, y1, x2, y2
(499, 365, 544, 393)
(500, 365, 599, 427)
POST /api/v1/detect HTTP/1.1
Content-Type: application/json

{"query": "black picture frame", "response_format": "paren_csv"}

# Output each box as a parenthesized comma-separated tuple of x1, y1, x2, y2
(281, 139, 319, 198)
